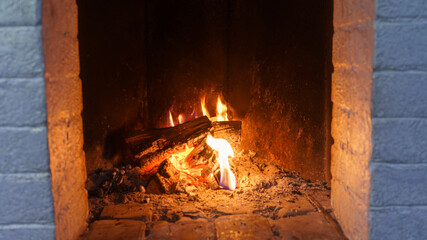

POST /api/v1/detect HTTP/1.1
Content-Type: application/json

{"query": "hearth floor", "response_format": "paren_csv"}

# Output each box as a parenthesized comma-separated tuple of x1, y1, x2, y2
(82, 152, 343, 239)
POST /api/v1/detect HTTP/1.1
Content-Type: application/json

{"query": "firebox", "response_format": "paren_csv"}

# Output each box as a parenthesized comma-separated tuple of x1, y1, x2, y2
(79, 0, 332, 182)
(73, 0, 338, 239)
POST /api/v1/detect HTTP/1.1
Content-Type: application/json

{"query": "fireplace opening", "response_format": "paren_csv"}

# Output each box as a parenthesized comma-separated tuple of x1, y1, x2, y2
(77, 0, 337, 238)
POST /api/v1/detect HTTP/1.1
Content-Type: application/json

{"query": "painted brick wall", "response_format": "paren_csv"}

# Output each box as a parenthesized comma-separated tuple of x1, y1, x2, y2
(0, 0, 55, 239)
(370, 0, 427, 239)
(42, 0, 89, 239)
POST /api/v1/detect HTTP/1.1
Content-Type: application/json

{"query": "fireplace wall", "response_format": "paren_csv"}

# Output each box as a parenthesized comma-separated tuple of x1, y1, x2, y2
(332, 1, 427, 239)
(0, 0, 426, 239)
(79, 0, 333, 182)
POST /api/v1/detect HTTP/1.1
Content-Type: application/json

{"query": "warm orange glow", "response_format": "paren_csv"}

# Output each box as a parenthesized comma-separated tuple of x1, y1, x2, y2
(206, 135, 236, 190)
(168, 111, 175, 127)
(168, 145, 198, 181)
(178, 114, 185, 124)
(169, 145, 194, 170)
(216, 96, 228, 121)
(201, 96, 210, 118)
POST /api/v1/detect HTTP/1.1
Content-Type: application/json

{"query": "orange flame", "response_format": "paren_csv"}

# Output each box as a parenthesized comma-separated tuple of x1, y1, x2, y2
(206, 135, 236, 190)
(201, 96, 210, 118)
(169, 144, 197, 182)
(178, 114, 185, 124)
(168, 111, 175, 127)
(216, 96, 228, 121)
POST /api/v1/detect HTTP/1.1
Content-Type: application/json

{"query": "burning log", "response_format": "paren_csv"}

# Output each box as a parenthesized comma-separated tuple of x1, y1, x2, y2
(211, 121, 241, 151)
(124, 116, 242, 187)
(146, 160, 180, 194)
(125, 116, 212, 175)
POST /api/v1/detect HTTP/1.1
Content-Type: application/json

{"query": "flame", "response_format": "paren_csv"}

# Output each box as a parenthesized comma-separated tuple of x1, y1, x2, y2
(216, 96, 228, 121)
(178, 114, 185, 124)
(169, 144, 195, 170)
(168, 111, 175, 127)
(206, 135, 236, 190)
(201, 96, 210, 118)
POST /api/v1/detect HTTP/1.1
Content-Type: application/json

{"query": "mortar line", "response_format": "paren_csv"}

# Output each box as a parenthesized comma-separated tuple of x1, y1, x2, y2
(0, 223, 55, 229)
(303, 192, 348, 240)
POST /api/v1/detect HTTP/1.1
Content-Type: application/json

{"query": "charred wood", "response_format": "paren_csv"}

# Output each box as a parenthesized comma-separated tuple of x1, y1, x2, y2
(124, 117, 241, 178)
(125, 116, 212, 174)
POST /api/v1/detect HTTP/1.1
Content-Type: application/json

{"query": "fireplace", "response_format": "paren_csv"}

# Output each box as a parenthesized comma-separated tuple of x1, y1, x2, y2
(75, 0, 338, 238)
(2, 0, 425, 239)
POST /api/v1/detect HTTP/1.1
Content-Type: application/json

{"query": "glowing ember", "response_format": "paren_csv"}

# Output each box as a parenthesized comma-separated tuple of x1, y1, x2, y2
(206, 135, 236, 190)
(216, 96, 228, 121)
(201, 96, 210, 118)
(168, 145, 196, 178)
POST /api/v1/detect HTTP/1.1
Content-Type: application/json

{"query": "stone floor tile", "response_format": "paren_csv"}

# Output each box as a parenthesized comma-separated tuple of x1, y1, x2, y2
(100, 203, 152, 221)
(306, 190, 332, 211)
(276, 196, 315, 218)
(83, 219, 145, 240)
(269, 212, 341, 240)
(147, 217, 210, 240)
(215, 214, 274, 239)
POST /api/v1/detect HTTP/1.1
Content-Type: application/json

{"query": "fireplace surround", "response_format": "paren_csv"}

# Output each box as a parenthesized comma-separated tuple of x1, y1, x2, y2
(0, 0, 426, 239)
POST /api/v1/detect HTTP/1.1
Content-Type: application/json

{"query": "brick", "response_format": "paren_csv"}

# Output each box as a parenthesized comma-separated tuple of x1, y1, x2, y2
(331, 180, 369, 240)
(0, 173, 54, 224)
(100, 203, 152, 221)
(331, 144, 370, 203)
(374, 22, 427, 71)
(0, 0, 41, 26)
(0, 78, 46, 126)
(0, 26, 43, 78)
(334, 0, 375, 26)
(0, 225, 55, 240)
(84, 219, 145, 240)
(148, 218, 210, 240)
(370, 206, 427, 240)
(371, 163, 427, 206)
(376, 0, 426, 19)
(372, 119, 427, 163)
(0, 127, 49, 173)
(270, 212, 341, 240)
(332, 67, 372, 113)
(215, 214, 273, 239)
(373, 72, 427, 117)
(333, 22, 374, 68)
(331, 106, 372, 156)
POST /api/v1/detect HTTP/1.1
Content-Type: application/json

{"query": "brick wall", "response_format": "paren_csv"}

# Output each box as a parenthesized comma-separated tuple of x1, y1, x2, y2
(332, 0, 427, 239)
(0, 0, 55, 239)
(42, 0, 89, 239)
(331, 0, 374, 239)
(1, 0, 425, 239)
(370, 0, 427, 239)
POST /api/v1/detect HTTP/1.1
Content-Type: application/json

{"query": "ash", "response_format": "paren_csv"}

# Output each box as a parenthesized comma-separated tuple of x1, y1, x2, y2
(87, 150, 331, 224)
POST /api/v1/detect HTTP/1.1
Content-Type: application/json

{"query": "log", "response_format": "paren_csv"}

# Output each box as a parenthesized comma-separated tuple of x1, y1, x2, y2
(124, 116, 242, 177)
(125, 116, 212, 175)
(211, 121, 241, 150)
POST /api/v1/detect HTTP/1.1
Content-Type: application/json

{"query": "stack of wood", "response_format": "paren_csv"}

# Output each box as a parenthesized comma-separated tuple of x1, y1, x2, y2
(124, 116, 241, 193)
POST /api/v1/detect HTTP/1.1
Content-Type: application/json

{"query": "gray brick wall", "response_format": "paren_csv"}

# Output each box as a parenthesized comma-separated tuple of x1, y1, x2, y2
(0, 0, 55, 239)
(371, 0, 427, 239)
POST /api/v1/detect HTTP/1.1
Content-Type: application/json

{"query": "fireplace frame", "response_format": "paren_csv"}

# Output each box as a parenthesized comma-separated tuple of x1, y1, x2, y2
(1, 0, 426, 239)
(43, 0, 374, 238)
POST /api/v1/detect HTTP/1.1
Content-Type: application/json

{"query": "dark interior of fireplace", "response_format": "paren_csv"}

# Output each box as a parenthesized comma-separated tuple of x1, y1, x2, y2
(77, 0, 338, 238)
(79, 0, 332, 181)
